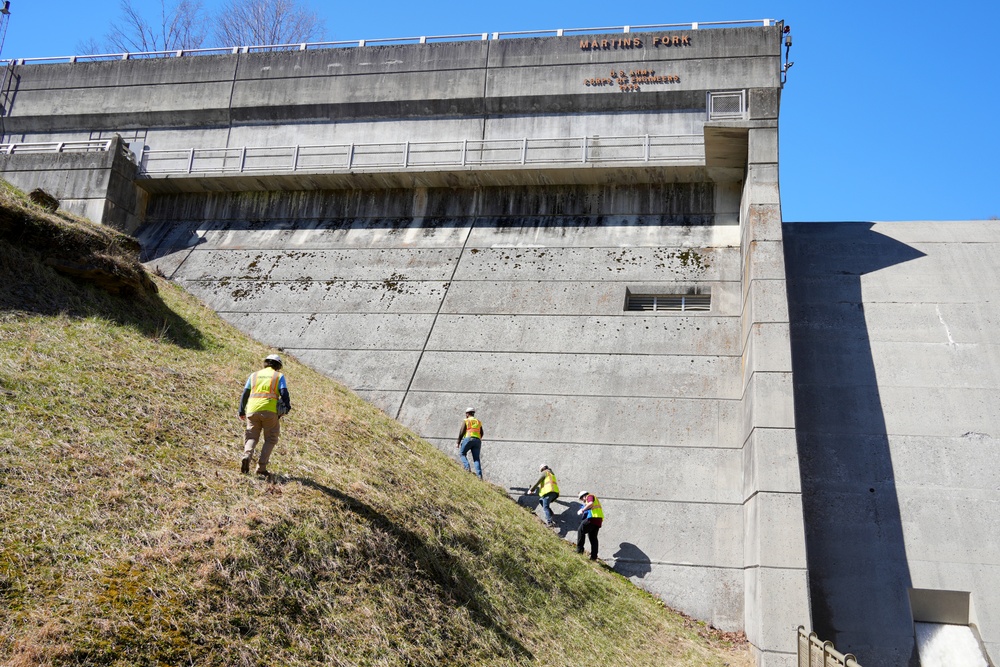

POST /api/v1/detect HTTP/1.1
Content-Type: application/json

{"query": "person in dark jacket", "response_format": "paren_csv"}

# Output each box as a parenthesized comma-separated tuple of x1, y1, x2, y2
(576, 490, 605, 561)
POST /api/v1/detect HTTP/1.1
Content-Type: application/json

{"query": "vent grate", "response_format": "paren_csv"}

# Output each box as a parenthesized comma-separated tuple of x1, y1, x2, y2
(707, 90, 746, 120)
(626, 294, 710, 312)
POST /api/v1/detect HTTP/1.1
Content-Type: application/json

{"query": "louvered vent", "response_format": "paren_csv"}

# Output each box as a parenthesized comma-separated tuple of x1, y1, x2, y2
(626, 294, 711, 312)
(707, 90, 746, 120)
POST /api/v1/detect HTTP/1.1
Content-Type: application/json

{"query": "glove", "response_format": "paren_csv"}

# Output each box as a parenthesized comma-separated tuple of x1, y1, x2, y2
(577, 509, 585, 516)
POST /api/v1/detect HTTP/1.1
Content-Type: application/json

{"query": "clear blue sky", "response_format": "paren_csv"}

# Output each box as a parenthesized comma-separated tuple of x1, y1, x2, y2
(2, 0, 997, 222)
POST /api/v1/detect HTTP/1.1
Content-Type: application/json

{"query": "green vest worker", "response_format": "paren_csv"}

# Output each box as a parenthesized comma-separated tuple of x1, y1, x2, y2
(456, 407, 485, 479)
(238, 354, 291, 477)
(576, 491, 604, 561)
(528, 464, 561, 527)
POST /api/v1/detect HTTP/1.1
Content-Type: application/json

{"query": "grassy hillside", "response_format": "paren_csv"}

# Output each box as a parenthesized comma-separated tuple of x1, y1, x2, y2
(0, 186, 752, 667)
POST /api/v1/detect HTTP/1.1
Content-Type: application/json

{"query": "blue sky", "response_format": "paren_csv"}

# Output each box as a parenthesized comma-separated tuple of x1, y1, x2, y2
(2, 0, 997, 222)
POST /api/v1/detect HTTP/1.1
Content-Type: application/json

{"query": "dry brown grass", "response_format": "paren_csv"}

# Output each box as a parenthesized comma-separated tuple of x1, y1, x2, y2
(0, 187, 753, 667)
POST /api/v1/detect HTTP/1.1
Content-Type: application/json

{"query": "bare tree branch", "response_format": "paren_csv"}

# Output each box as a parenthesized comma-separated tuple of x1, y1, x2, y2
(214, 0, 326, 47)
(105, 0, 207, 53)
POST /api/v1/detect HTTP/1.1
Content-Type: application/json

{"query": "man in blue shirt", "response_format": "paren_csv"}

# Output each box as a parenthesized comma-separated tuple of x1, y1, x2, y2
(238, 354, 291, 476)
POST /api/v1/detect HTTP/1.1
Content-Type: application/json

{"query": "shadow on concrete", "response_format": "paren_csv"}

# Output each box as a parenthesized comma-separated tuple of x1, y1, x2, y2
(611, 542, 652, 579)
(783, 222, 925, 667)
(290, 476, 532, 661)
(513, 490, 586, 538)
(135, 213, 710, 262)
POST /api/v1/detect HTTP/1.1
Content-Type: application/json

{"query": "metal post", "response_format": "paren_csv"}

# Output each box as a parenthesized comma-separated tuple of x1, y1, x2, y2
(644, 134, 650, 161)
(239, 146, 246, 172)
(581, 137, 587, 163)
(521, 137, 527, 165)
(187, 148, 195, 174)
(347, 143, 354, 169)
(461, 139, 467, 166)
(292, 145, 299, 171)
(402, 140, 409, 167)
(56, 142, 64, 152)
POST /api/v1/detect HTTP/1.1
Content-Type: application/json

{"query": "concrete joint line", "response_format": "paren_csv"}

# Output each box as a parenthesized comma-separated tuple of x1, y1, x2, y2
(743, 565, 808, 572)
(166, 231, 208, 281)
(741, 489, 803, 504)
(223, 56, 241, 148)
(395, 198, 479, 420)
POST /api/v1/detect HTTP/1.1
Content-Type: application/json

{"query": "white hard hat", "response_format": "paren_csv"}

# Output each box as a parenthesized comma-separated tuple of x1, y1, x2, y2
(578, 490, 589, 499)
(264, 354, 283, 367)
(539, 463, 550, 472)
(465, 406, 475, 413)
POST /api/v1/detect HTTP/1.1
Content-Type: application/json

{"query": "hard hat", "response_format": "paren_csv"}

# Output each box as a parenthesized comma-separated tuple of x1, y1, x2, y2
(465, 406, 475, 413)
(539, 463, 549, 472)
(264, 354, 283, 368)
(578, 490, 589, 499)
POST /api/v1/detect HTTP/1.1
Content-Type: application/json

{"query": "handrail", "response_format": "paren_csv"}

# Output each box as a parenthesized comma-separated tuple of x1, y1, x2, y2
(136, 134, 705, 177)
(0, 139, 112, 154)
(4, 19, 777, 66)
(798, 626, 863, 667)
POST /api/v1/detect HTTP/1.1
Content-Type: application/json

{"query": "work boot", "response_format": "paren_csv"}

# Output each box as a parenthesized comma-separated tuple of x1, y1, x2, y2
(256, 467, 269, 477)
(240, 457, 251, 474)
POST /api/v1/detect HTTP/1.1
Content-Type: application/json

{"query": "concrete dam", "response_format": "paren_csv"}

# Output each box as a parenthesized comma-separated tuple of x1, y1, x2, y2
(4, 19, 998, 667)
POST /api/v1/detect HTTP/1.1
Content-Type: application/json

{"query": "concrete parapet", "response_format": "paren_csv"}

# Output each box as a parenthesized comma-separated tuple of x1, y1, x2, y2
(0, 136, 142, 231)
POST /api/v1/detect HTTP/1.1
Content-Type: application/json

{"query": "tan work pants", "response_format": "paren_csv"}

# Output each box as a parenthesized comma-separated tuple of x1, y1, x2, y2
(244, 411, 280, 469)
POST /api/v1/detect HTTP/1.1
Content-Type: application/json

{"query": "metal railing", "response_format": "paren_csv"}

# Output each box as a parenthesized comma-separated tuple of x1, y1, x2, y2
(138, 134, 705, 177)
(0, 139, 112, 154)
(798, 627, 863, 667)
(4, 19, 777, 66)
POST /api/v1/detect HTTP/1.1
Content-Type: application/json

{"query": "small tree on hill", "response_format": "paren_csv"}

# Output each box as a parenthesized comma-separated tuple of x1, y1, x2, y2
(214, 0, 326, 47)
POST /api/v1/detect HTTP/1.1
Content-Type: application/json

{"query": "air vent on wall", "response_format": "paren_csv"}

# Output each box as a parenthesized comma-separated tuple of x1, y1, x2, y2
(626, 293, 711, 312)
(707, 90, 746, 121)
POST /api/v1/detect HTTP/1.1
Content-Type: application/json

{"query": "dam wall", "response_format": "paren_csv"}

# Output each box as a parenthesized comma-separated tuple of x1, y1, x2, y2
(3, 23, 809, 666)
(785, 221, 1000, 667)
(2, 27, 777, 155)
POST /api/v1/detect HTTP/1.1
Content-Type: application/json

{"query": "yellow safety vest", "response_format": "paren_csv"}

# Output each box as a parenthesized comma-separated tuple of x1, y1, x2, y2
(246, 368, 282, 414)
(588, 495, 604, 520)
(464, 416, 482, 439)
(540, 471, 559, 496)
